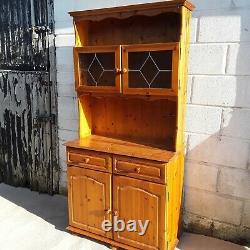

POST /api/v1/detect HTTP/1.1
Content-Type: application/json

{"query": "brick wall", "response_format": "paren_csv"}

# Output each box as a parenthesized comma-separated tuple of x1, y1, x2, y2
(54, 0, 250, 244)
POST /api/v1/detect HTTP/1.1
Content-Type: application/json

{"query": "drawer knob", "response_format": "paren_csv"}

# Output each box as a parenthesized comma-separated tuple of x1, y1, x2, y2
(136, 167, 141, 174)
(84, 158, 90, 164)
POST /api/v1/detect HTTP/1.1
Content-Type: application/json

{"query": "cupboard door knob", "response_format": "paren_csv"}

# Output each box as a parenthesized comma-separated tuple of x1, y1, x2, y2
(123, 68, 128, 73)
(104, 208, 112, 215)
(113, 210, 118, 216)
(84, 158, 90, 164)
(115, 68, 122, 74)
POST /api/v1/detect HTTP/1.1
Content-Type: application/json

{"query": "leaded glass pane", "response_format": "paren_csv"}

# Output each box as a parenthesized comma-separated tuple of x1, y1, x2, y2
(128, 50, 172, 89)
(79, 52, 116, 87)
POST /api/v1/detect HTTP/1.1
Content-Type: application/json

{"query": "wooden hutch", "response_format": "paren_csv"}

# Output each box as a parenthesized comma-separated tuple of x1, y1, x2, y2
(66, 1, 194, 249)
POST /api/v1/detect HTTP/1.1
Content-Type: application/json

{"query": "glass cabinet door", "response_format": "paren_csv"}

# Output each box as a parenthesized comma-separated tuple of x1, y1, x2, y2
(74, 46, 121, 93)
(122, 43, 179, 96)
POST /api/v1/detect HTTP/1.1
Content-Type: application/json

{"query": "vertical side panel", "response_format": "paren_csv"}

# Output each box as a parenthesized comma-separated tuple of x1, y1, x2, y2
(172, 6, 192, 250)
(175, 7, 191, 152)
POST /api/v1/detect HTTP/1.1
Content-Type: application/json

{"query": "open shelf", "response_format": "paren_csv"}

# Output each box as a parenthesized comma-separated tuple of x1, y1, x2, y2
(65, 135, 175, 162)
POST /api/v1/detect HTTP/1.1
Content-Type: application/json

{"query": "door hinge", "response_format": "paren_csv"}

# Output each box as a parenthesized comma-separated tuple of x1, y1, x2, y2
(34, 114, 56, 125)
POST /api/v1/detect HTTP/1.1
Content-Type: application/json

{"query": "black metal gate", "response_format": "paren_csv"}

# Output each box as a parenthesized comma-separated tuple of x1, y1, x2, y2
(0, 0, 58, 193)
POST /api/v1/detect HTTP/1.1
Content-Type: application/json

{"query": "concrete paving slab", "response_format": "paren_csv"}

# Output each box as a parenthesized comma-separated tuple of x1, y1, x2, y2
(0, 183, 248, 250)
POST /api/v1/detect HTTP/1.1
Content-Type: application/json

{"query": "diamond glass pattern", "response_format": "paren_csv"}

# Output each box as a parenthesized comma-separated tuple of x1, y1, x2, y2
(79, 52, 116, 87)
(128, 50, 172, 89)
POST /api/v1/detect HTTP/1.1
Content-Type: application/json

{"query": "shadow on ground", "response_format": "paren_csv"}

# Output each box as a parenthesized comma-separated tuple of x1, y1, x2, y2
(0, 183, 68, 231)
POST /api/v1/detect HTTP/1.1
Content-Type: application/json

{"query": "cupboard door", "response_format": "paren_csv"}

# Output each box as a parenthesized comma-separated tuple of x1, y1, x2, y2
(74, 45, 121, 93)
(113, 176, 167, 250)
(122, 43, 179, 96)
(68, 167, 112, 238)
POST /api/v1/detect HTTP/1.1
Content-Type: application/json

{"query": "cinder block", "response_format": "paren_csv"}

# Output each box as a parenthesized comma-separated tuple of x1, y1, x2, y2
(185, 161, 218, 192)
(58, 116, 78, 132)
(57, 64, 74, 75)
(58, 129, 78, 142)
(183, 211, 250, 243)
(221, 108, 250, 139)
(184, 187, 243, 225)
(189, 44, 227, 75)
(59, 158, 67, 172)
(55, 21, 74, 35)
(60, 171, 67, 183)
(55, 34, 75, 47)
(243, 201, 250, 228)
(190, 17, 198, 43)
(191, 76, 250, 108)
(57, 71, 74, 85)
(198, 11, 250, 42)
(58, 84, 76, 98)
(184, 132, 189, 155)
(59, 140, 66, 162)
(186, 76, 193, 103)
(58, 97, 78, 120)
(187, 133, 249, 169)
(56, 47, 73, 66)
(59, 171, 68, 194)
(186, 105, 222, 134)
(227, 43, 250, 75)
(56, 48, 74, 74)
(218, 167, 250, 199)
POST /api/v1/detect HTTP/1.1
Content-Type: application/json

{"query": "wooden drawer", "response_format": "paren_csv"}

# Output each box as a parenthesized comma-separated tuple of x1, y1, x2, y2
(67, 148, 112, 173)
(113, 156, 166, 184)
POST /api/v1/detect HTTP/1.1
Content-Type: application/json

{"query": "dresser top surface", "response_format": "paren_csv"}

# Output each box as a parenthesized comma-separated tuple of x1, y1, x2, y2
(65, 135, 175, 163)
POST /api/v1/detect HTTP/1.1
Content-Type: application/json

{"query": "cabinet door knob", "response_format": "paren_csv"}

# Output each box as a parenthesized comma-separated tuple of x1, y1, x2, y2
(113, 210, 118, 216)
(104, 208, 112, 215)
(115, 68, 122, 74)
(123, 68, 128, 73)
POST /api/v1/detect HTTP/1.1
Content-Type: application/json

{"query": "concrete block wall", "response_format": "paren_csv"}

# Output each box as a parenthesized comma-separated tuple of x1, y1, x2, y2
(54, 0, 250, 244)
(184, 0, 250, 244)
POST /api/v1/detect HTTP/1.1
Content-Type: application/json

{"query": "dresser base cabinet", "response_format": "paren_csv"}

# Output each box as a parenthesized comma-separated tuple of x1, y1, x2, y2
(66, 143, 184, 250)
